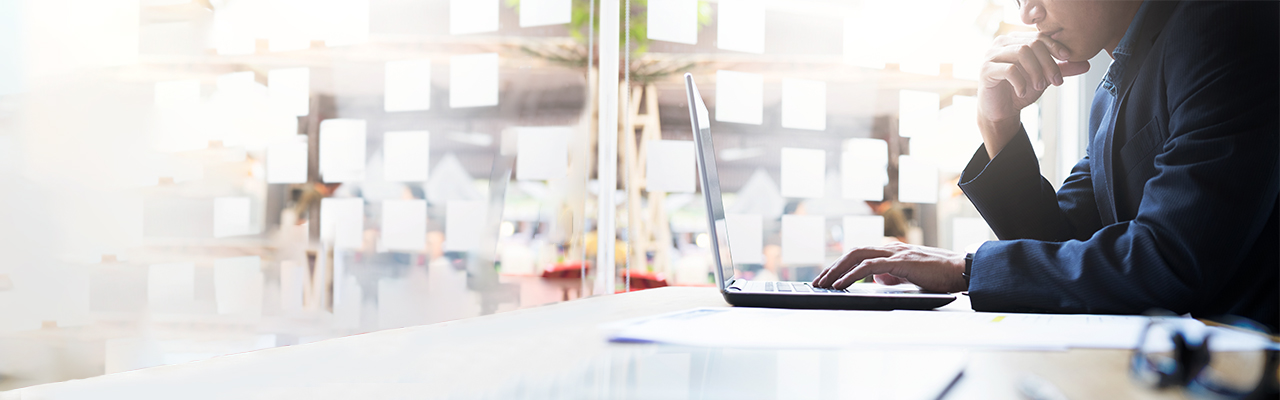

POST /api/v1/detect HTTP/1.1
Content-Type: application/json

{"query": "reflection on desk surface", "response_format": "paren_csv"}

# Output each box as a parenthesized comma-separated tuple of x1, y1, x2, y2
(3, 287, 1201, 400)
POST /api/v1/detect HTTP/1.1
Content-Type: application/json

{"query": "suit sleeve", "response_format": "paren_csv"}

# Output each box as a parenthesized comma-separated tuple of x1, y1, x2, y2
(958, 2, 1279, 315)
(958, 129, 1103, 242)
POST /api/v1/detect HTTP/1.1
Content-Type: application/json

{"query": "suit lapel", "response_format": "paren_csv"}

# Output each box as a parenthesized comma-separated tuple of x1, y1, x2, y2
(1092, 1, 1178, 226)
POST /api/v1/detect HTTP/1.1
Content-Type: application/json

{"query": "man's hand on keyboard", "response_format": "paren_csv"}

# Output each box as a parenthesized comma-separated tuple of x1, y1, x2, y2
(811, 242, 968, 293)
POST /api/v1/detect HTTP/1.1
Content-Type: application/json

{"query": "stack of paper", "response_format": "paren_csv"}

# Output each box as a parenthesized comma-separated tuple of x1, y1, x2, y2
(603, 307, 1253, 351)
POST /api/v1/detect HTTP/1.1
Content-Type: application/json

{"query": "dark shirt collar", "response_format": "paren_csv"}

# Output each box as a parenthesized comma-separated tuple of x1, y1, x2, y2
(1102, 1, 1151, 96)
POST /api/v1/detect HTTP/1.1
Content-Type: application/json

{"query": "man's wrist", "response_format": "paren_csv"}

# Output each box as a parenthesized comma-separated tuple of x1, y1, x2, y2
(961, 253, 974, 291)
(977, 116, 1021, 159)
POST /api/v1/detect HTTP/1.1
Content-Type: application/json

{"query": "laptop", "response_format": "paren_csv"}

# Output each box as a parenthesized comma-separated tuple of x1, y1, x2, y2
(684, 73, 956, 310)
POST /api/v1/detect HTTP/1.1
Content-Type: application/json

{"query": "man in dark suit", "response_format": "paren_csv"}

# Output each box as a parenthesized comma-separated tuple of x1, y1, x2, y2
(813, 0, 1279, 331)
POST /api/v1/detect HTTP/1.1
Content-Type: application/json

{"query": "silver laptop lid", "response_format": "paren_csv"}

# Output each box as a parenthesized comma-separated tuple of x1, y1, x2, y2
(684, 73, 736, 292)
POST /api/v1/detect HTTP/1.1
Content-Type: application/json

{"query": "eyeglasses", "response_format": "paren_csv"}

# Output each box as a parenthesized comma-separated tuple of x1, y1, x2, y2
(1130, 312, 1280, 399)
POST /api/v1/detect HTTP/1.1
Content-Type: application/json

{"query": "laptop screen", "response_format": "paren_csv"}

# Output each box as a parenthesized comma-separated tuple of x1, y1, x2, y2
(684, 74, 736, 291)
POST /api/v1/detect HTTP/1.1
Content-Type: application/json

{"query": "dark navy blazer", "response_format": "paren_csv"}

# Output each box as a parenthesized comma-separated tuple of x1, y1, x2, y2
(958, 1, 1279, 330)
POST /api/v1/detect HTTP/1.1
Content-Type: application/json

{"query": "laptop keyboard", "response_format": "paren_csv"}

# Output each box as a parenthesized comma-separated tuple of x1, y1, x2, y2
(764, 282, 845, 293)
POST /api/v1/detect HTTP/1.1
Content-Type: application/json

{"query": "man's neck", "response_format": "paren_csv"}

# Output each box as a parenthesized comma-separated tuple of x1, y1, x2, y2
(1104, 1, 1146, 59)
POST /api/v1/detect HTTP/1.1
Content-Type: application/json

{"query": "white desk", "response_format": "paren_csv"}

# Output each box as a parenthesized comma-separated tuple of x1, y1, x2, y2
(2, 287, 1180, 399)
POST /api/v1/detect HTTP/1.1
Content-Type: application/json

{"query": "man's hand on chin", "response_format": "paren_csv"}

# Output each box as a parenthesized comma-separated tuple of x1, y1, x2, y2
(811, 242, 969, 293)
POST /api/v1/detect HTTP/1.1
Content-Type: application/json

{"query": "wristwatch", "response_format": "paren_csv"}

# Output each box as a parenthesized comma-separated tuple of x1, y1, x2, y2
(962, 253, 974, 288)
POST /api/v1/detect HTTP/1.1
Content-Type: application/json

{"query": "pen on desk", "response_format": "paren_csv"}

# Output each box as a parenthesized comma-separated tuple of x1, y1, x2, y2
(933, 369, 965, 400)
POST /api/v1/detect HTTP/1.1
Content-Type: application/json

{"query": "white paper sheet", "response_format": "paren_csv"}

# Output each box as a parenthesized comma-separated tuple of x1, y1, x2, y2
(320, 198, 364, 250)
(717, 0, 765, 54)
(319, 119, 366, 183)
(147, 262, 194, 309)
(384, 60, 431, 112)
(383, 131, 430, 182)
(951, 217, 992, 253)
(154, 80, 200, 109)
(841, 138, 888, 201)
(213, 197, 252, 238)
(606, 307, 1162, 351)
(897, 155, 938, 204)
(519, 0, 571, 27)
(725, 214, 763, 264)
(268, 67, 309, 116)
(842, 215, 884, 250)
(450, 53, 499, 108)
(781, 78, 825, 131)
(516, 127, 570, 181)
(780, 148, 825, 199)
(714, 70, 763, 125)
(381, 200, 427, 252)
(450, 0, 498, 35)
(445, 200, 485, 251)
(645, 140, 696, 193)
(781, 214, 824, 265)
(266, 137, 308, 184)
(213, 256, 263, 316)
(646, 0, 698, 45)
(898, 90, 939, 138)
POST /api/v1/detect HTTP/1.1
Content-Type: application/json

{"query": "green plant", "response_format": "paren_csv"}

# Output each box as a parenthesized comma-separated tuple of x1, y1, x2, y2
(508, 0, 712, 55)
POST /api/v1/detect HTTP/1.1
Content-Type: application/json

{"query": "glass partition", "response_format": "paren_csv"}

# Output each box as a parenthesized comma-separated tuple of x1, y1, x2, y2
(0, 0, 1085, 389)
(623, 0, 1068, 285)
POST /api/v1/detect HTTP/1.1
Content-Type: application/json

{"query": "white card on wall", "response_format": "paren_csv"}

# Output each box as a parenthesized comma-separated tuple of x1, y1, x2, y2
(381, 200, 427, 252)
(213, 197, 252, 238)
(383, 131, 430, 182)
(216, 71, 254, 92)
(266, 137, 308, 184)
(450, 53, 499, 108)
(841, 138, 888, 201)
(952, 217, 993, 253)
(647, 0, 698, 45)
(320, 198, 364, 250)
(384, 60, 431, 112)
(319, 119, 366, 183)
(898, 90, 939, 138)
(213, 256, 263, 316)
(714, 70, 763, 125)
(898, 155, 938, 204)
(781, 214, 824, 265)
(154, 80, 200, 109)
(780, 148, 825, 199)
(842, 215, 884, 251)
(147, 262, 194, 307)
(781, 78, 826, 131)
(646, 140, 696, 193)
(725, 214, 763, 264)
(268, 67, 309, 116)
(516, 127, 569, 181)
(450, 0, 498, 35)
(717, 0, 765, 54)
(445, 200, 485, 251)
(519, 0, 571, 27)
